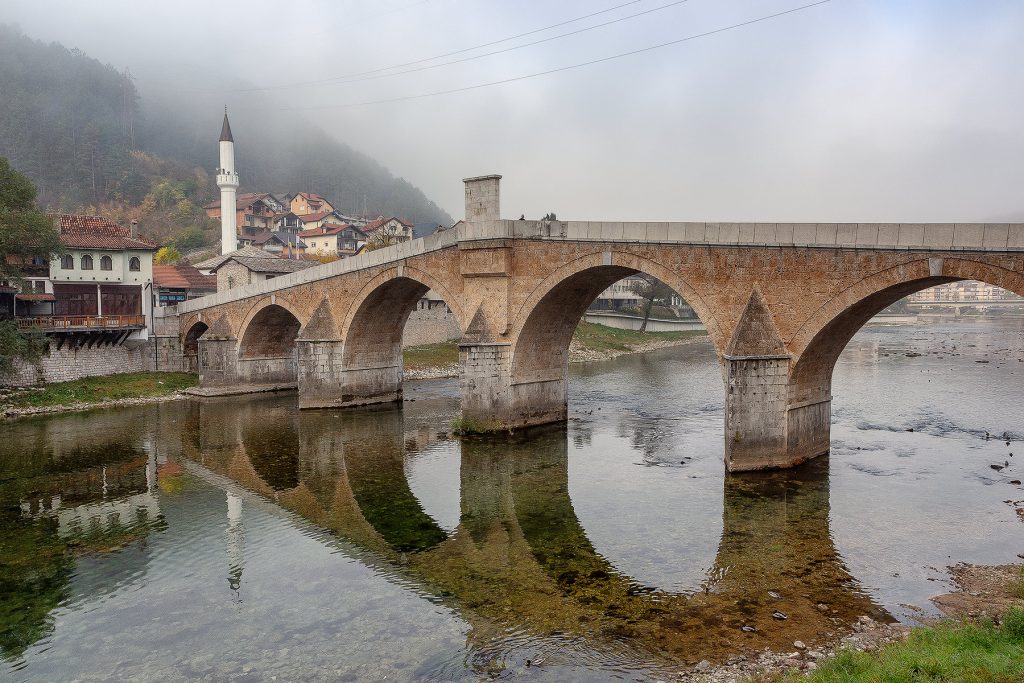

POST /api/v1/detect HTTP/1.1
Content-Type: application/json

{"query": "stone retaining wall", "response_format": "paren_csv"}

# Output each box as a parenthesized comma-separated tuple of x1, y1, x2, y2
(402, 302, 461, 347)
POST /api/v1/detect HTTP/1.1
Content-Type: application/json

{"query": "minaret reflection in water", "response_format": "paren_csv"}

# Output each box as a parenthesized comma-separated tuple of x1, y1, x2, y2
(181, 397, 889, 667)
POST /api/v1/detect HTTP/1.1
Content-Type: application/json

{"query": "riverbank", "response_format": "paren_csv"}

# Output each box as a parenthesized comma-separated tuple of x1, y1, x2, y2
(1, 372, 197, 417)
(405, 322, 709, 380)
(681, 562, 1024, 682)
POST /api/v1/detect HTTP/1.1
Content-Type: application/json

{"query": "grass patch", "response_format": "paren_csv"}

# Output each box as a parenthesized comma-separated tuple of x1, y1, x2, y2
(772, 608, 1024, 683)
(1013, 566, 1024, 600)
(1, 372, 198, 409)
(572, 321, 705, 354)
(403, 340, 459, 371)
(451, 417, 492, 435)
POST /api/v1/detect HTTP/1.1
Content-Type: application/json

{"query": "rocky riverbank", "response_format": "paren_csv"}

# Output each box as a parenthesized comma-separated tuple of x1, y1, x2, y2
(676, 561, 1024, 681)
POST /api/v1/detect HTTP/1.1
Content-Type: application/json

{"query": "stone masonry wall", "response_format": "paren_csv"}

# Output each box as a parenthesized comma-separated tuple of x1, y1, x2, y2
(402, 302, 461, 347)
(6, 341, 147, 386)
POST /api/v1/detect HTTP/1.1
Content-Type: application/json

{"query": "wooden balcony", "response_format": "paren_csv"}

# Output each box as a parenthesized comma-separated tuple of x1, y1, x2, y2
(16, 315, 146, 331)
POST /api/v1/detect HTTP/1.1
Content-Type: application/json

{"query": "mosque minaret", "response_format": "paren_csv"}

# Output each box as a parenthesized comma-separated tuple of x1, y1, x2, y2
(216, 109, 239, 255)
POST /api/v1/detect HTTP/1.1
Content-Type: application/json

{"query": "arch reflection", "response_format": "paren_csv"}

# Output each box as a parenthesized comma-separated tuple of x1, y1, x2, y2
(180, 398, 889, 666)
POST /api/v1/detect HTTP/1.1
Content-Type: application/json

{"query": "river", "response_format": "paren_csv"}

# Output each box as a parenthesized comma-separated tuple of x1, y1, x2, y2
(0, 318, 1021, 681)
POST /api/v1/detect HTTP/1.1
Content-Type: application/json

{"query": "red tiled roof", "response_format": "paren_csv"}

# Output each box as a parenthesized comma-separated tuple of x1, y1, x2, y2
(204, 193, 272, 211)
(153, 264, 217, 290)
(297, 211, 332, 222)
(362, 217, 413, 232)
(51, 215, 158, 250)
(298, 223, 351, 238)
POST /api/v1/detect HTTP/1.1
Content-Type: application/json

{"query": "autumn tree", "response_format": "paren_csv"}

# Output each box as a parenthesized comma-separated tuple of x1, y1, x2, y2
(628, 276, 676, 332)
(154, 245, 182, 264)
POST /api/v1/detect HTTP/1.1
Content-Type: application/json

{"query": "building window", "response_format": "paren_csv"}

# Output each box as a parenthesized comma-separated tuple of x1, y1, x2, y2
(34, 281, 45, 293)
(129, 257, 141, 272)
(61, 255, 74, 270)
(81, 254, 94, 270)
(100, 255, 112, 271)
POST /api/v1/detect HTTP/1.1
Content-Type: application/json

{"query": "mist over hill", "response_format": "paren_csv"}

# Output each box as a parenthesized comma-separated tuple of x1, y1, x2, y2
(0, 25, 453, 226)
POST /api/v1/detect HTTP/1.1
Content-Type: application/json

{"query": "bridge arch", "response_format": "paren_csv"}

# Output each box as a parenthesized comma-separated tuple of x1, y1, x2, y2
(509, 250, 720, 383)
(182, 320, 209, 372)
(783, 257, 1024, 465)
(333, 267, 465, 407)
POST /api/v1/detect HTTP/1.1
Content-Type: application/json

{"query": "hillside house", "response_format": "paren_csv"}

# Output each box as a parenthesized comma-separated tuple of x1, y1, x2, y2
(204, 193, 285, 244)
(298, 224, 366, 257)
(195, 246, 315, 292)
(289, 192, 335, 216)
(362, 216, 415, 245)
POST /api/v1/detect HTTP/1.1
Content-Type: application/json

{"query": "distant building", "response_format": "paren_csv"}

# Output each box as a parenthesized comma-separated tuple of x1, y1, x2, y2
(153, 264, 217, 307)
(910, 281, 1020, 303)
(204, 192, 284, 246)
(289, 192, 335, 216)
(195, 246, 316, 292)
(252, 231, 306, 256)
(298, 224, 366, 257)
(362, 216, 415, 245)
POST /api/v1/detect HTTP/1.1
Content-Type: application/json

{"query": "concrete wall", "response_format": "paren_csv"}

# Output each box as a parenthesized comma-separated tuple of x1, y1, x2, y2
(582, 311, 706, 332)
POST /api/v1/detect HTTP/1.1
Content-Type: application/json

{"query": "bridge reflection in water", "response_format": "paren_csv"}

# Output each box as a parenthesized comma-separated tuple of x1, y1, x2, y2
(179, 398, 888, 666)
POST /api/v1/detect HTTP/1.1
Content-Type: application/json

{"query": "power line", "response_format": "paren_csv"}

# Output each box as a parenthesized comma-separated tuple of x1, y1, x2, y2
(280, 0, 834, 111)
(246, 0, 695, 92)
(230, 0, 646, 92)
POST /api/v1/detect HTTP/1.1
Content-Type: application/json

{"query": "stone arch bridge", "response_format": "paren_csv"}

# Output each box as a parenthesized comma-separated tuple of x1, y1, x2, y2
(163, 174, 1024, 472)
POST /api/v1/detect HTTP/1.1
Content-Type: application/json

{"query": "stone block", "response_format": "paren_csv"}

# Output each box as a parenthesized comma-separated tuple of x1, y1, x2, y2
(836, 224, 858, 246)
(775, 223, 796, 244)
(684, 223, 706, 242)
(922, 224, 955, 248)
(719, 223, 740, 243)
(753, 223, 776, 243)
(646, 222, 668, 241)
(599, 222, 624, 240)
(666, 222, 688, 241)
(793, 224, 817, 244)
(982, 224, 1010, 250)
(1009, 224, 1024, 249)
(953, 223, 985, 248)
(855, 224, 879, 246)
(565, 222, 589, 240)
(704, 223, 721, 242)
(622, 222, 646, 241)
(875, 223, 899, 246)
(738, 224, 756, 243)
(898, 223, 926, 247)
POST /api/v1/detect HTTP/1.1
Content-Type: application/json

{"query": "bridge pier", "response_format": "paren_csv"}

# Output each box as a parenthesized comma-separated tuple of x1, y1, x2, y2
(724, 356, 836, 471)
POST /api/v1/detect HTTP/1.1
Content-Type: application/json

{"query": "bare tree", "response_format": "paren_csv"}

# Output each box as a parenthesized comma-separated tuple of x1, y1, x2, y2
(628, 276, 676, 332)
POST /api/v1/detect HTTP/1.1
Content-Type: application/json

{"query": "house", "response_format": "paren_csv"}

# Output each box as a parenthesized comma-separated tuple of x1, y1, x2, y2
(298, 224, 366, 257)
(204, 193, 284, 244)
(362, 216, 415, 245)
(289, 192, 335, 216)
(194, 246, 316, 292)
(272, 211, 304, 234)
(293, 210, 355, 231)
(153, 264, 217, 307)
(47, 214, 158, 329)
(252, 231, 306, 256)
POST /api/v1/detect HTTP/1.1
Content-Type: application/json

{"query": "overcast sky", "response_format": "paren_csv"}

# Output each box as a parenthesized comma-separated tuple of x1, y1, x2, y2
(3, 0, 1023, 222)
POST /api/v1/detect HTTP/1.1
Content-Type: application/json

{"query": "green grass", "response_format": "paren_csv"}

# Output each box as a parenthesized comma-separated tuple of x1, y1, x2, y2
(571, 321, 705, 354)
(1, 372, 198, 409)
(1013, 566, 1024, 600)
(402, 324, 707, 371)
(403, 340, 460, 371)
(773, 608, 1024, 683)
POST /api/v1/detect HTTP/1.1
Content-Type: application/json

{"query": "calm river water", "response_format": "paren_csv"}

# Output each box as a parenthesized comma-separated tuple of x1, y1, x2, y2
(1, 319, 1022, 681)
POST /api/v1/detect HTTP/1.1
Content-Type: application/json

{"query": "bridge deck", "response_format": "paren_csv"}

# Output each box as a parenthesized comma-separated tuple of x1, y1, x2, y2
(175, 220, 1023, 315)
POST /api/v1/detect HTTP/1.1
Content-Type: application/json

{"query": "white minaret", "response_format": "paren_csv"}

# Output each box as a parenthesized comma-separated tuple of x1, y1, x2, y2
(216, 108, 239, 255)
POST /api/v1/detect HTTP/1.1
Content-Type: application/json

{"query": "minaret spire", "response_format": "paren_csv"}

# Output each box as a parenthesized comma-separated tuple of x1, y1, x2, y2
(216, 107, 240, 255)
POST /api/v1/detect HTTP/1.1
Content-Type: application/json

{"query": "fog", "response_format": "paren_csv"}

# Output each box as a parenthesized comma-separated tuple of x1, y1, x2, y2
(2, 0, 1022, 222)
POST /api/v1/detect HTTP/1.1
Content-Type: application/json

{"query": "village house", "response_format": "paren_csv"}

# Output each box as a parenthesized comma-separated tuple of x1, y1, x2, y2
(298, 224, 366, 257)
(289, 191, 334, 216)
(153, 264, 217, 307)
(195, 246, 315, 293)
(45, 214, 158, 329)
(362, 216, 415, 245)
(204, 193, 286, 245)
(252, 231, 306, 256)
